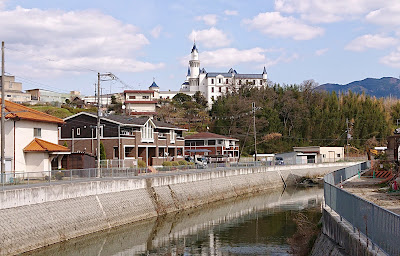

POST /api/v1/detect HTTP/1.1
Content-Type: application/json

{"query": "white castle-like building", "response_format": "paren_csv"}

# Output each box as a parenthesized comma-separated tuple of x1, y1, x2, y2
(180, 43, 268, 107)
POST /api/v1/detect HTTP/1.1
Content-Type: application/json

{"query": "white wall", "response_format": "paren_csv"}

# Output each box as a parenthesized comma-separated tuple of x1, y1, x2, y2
(320, 147, 344, 162)
(2, 120, 59, 172)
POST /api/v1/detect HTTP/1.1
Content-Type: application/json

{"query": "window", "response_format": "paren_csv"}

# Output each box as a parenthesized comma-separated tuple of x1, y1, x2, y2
(208, 140, 216, 145)
(226, 79, 228, 84)
(34, 128, 41, 138)
(141, 121, 154, 142)
(253, 80, 256, 85)
(218, 78, 222, 83)
(260, 80, 263, 85)
(129, 96, 136, 99)
(76, 128, 81, 136)
(337, 154, 341, 157)
(7, 95, 11, 98)
(124, 146, 135, 158)
(226, 87, 229, 93)
(142, 95, 150, 99)
(322, 154, 326, 158)
(239, 80, 242, 85)
(246, 80, 248, 84)
(100, 126, 104, 138)
(211, 87, 214, 93)
(219, 87, 222, 92)
(113, 146, 119, 158)
(211, 78, 214, 84)
(211, 96, 214, 101)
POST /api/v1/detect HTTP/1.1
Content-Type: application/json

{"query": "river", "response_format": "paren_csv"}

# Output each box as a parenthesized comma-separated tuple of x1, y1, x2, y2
(26, 187, 323, 256)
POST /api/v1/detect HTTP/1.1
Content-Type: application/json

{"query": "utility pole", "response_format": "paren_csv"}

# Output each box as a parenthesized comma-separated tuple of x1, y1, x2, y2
(346, 118, 350, 158)
(96, 72, 115, 177)
(252, 102, 257, 162)
(97, 72, 101, 176)
(1, 42, 5, 184)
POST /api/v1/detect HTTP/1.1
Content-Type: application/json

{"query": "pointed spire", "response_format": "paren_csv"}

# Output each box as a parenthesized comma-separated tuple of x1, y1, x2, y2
(263, 66, 267, 74)
(191, 41, 198, 53)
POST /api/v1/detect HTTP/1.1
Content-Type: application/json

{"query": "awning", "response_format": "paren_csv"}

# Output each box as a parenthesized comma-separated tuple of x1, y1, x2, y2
(24, 138, 70, 153)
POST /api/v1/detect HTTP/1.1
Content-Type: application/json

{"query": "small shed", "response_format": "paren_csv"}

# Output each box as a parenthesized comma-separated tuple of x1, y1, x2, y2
(60, 152, 96, 169)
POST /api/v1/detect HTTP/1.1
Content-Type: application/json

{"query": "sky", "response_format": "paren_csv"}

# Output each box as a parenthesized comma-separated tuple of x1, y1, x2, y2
(1, 0, 400, 96)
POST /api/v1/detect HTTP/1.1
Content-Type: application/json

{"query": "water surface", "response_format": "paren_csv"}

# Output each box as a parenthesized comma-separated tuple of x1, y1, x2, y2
(27, 187, 323, 256)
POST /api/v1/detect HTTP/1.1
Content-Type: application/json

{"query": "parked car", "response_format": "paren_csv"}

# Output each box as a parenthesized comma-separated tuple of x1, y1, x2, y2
(275, 157, 284, 165)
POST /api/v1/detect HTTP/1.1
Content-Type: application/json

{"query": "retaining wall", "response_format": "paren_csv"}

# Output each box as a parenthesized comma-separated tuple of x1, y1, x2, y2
(0, 163, 355, 255)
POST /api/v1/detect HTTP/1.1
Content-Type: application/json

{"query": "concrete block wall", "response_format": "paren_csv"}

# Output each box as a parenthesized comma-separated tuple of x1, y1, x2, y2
(0, 163, 355, 255)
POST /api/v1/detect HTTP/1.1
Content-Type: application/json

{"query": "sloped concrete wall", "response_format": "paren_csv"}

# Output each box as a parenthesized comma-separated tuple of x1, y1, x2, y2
(0, 163, 355, 255)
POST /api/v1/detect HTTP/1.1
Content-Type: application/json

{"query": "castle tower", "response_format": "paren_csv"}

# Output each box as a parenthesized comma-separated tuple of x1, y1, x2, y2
(262, 66, 268, 81)
(189, 42, 200, 79)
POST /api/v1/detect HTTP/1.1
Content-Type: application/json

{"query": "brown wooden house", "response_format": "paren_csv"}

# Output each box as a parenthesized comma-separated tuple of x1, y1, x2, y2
(59, 112, 186, 166)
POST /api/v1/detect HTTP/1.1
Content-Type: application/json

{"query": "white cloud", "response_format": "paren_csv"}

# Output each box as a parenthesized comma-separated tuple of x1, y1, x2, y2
(345, 34, 398, 51)
(380, 47, 400, 68)
(243, 12, 323, 40)
(224, 10, 238, 16)
(274, 0, 397, 23)
(366, 4, 400, 26)
(195, 14, 218, 26)
(315, 48, 328, 56)
(188, 27, 231, 48)
(150, 25, 162, 38)
(180, 47, 298, 68)
(0, 7, 164, 77)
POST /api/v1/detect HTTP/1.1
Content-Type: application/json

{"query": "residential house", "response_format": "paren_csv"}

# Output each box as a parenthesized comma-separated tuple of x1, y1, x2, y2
(184, 132, 239, 162)
(26, 89, 81, 105)
(293, 146, 345, 163)
(59, 112, 186, 166)
(0, 100, 69, 181)
(0, 75, 31, 103)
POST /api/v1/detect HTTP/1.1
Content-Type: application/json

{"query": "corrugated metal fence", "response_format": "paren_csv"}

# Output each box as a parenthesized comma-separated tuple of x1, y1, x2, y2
(324, 162, 400, 256)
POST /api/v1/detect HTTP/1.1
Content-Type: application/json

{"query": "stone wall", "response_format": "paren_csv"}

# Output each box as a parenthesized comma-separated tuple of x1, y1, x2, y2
(0, 162, 356, 255)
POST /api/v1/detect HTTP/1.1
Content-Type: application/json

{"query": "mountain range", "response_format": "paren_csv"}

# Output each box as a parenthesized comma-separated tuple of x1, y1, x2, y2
(316, 77, 400, 98)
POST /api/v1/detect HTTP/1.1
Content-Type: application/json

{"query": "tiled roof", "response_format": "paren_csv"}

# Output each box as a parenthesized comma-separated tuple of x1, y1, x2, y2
(235, 74, 263, 79)
(206, 72, 234, 78)
(24, 138, 70, 152)
(0, 99, 64, 124)
(185, 132, 238, 140)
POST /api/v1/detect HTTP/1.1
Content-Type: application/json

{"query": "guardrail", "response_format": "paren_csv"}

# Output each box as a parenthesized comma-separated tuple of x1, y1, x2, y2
(324, 161, 400, 256)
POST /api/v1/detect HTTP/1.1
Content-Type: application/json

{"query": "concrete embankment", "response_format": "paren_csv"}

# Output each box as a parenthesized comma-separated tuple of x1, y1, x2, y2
(311, 208, 385, 256)
(0, 163, 355, 255)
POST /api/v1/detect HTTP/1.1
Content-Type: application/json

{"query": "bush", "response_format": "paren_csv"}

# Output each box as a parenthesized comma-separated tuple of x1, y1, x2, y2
(55, 171, 64, 180)
(137, 160, 146, 168)
(172, 161, 179, 166)
(162, 161, 172, 167)
(187, 161, 195, 166)
(178, 160, 187, 166)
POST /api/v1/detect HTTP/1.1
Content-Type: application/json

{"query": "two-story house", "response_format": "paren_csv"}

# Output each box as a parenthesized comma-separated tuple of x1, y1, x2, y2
(0, 100, 69, 180)
(184, 132, 239, 162)
(59, 112, 186, 166)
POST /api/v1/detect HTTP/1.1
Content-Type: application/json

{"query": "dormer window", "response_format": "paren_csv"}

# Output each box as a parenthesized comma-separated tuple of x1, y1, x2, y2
(141, 121, 154, 142)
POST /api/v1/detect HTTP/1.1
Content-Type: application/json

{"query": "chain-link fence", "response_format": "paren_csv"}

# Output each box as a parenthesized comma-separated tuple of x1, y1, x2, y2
(324, 161, 400, 255)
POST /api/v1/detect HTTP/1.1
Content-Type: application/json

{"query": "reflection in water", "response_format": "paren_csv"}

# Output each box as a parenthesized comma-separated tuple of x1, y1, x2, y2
(27, 187, 323, 256)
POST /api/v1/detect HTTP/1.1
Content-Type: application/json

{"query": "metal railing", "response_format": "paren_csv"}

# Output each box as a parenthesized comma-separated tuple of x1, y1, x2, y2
(1, 159, 361, 191)
(324, 161, 400, 255)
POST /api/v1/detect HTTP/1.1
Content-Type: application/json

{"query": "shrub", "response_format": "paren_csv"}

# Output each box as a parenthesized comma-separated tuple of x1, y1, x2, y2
(55, 171, 64, 180)
(137, 160, 146, 168)
(178, 160, 187, 166)
(187, 162, 195, 166)
(172, 161, 179, 166)
(162, 161, 172, 167)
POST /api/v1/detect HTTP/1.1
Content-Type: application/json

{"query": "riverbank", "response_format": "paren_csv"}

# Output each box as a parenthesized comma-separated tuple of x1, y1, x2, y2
(0, 163, 356, 255)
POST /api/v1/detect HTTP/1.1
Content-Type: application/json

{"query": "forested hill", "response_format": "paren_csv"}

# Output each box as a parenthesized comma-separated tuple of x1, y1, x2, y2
(316, 77, 400, 98)
(210, 84, 399, 155)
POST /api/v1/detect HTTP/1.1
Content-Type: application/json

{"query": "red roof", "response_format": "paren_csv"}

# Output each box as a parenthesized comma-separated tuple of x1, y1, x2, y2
(0, 99, 64, 124)
(125, 100, 158, 104)
(130, 111, 157, 115)
(124, 90, 154, 93)
(24, 138, 70, 152)
(185, 132, 238, 140)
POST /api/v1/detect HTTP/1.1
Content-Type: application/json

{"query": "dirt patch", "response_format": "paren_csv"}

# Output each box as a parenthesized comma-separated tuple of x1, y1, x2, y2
(343, 177, 400, 215)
